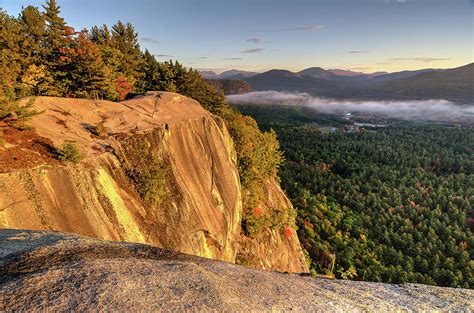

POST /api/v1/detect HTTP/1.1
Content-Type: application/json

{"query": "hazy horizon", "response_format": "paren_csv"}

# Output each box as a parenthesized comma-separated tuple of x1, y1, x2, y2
(228, 91, 474, 122)
(2, 0, 472, 73)
(200, 63, 471, 75)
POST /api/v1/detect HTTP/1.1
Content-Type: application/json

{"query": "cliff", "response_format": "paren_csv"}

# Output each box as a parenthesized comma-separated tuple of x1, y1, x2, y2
(0, 92, 307, 272)
(237, 179, 308, 272)
(1, 230, 472, 311)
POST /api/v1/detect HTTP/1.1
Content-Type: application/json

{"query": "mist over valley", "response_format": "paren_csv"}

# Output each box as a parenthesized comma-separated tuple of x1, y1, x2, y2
(228, 91, 474, 124)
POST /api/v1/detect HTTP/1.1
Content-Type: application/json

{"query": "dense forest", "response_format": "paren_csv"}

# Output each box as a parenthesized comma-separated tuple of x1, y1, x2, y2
(237, 105, 473, 288)
(206, 79, 253, 95)
(0, 1, 286, 235)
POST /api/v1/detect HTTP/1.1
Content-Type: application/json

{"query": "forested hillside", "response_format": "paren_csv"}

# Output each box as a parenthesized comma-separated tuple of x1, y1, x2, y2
(237, 105, 473, 288)
(0, 0, 284, 233)
(206, 79, 252, 95)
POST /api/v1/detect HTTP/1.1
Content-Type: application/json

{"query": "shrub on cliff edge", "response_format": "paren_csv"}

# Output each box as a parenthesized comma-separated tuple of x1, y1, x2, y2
(57, 142, 82, 163)
(0, 99, 42, 129)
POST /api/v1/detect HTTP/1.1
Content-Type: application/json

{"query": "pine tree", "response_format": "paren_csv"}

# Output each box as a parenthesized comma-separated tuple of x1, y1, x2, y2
(90, 24, 122, 100)
(18, 6, 47, 96)
(19, 6, 46, 65)
(137, 49, 161, 93)
(43, 0, 66, 43)
(0, 10, 22, 100)
(110, 21, 143, 93)
(42, 0, 73, 96)
(69, 30, 108, 98)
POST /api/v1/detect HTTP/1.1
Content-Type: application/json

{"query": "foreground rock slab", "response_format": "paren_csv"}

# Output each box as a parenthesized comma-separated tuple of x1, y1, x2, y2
(1, 229, 472, 311)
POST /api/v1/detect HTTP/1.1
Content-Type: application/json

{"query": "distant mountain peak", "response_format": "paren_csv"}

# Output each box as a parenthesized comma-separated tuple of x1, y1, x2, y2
(200, 70, 219, 79)
(200, 69, 258, 80)
(298, 67, 335, 79)
(327, 69, 366, 77)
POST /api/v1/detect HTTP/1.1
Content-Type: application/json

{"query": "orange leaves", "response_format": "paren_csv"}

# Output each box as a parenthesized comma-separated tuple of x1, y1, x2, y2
(64, 26, 75, 36)
(59, 55, 71, 63)
(304, 220, 314, 229)
(316, 162, 333, 172)
(57, 29, 102, 65)
(284, 227, 293, 237)
(114, 76, 131, 101)
(252, 207, 262, 218)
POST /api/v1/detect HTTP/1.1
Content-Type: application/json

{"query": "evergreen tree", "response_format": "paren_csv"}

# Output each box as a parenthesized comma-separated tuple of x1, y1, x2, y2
(0, 10, 22, 99)
(110, 21, 143, 94)
(42, 0, 73, 96)
(18, 6, 47, 96)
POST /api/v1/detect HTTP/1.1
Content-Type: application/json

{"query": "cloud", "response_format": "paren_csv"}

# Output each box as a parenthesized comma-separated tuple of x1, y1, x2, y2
(141, 37, 159, 44)
(227, 91, 474, 123)
(241, 48, 265, 54)
(155, 54, 172, 58)
(390, 57, 450, 63)
(349, 50, 372, 54)
(247, 38, 262, 44)
(224, 57, 243, 60)
(199, 56, 208, 59)
(285, 24, 325, 31)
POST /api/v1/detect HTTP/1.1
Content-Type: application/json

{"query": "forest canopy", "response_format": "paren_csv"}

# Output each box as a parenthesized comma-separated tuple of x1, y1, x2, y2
(237, 105, 473, 288)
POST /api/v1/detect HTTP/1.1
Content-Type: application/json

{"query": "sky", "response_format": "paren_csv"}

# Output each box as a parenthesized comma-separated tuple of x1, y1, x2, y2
(1, 0, 472, 73)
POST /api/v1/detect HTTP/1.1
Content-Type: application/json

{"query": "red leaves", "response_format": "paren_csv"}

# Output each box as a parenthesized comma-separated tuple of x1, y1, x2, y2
(284, 227, 293, 237)
(64, 26, 75, 36)
(56, 29, 102, 67)
(304, 220, 314, 229)
(115, 76, 131, 101)
(59, 55, 71, 63)
(252, 207, 262, 218)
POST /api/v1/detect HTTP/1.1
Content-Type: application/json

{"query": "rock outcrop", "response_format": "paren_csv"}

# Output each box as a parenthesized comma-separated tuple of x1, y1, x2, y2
(237, 179, 308, 272)
(0, 92, 307, 271)
(1, 230, 472, 311)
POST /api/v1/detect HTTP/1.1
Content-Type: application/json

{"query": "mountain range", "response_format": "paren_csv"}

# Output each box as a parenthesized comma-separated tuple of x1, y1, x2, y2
(201, 63, 473, 103)
(201, 69, 258, 80)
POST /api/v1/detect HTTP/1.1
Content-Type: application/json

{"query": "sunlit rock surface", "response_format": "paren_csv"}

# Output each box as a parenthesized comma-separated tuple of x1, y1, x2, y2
(0, 92, 307, 271)
(1, 230, 472, 312)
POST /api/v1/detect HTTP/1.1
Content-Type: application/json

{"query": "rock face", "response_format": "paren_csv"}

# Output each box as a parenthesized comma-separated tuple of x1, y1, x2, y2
(1, 230, 472, 311)
(0, 92, 307, 271)
(237, 179, 308, 272)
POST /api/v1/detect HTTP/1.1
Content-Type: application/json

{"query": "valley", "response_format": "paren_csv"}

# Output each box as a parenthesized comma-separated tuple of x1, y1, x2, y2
(234, 104, 473, 288)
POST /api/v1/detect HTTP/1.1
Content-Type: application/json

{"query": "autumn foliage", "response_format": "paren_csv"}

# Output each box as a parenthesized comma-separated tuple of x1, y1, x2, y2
(252, 207, 262, 218)
(0, 0, 143, 101)
(114, 76, 131, 100)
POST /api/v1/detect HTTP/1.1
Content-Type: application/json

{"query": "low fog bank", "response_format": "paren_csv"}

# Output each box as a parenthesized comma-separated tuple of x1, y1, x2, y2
(228, 91, 474, 123)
